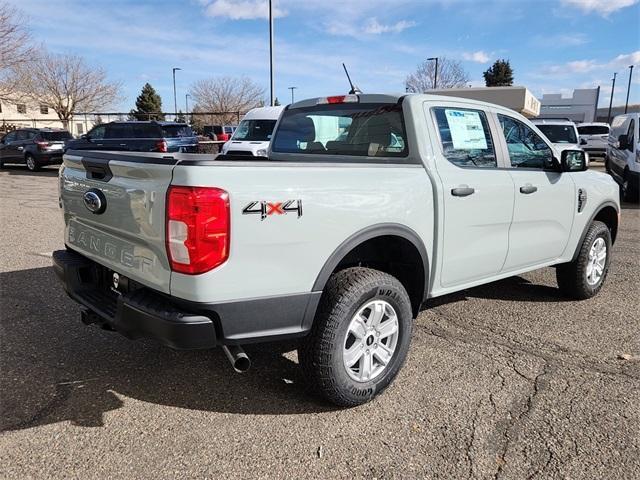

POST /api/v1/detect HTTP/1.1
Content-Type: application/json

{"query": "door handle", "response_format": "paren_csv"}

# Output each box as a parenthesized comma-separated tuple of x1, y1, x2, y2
(119, 143, 127, 146)
(451, 186, 475, 197)
(519, 184, 538, 194)
(17, 146, 24, 151)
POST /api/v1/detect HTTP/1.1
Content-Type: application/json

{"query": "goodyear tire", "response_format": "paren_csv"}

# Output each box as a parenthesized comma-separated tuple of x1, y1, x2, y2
(556, 221, 612, 300)
(299, 267, 413, 407)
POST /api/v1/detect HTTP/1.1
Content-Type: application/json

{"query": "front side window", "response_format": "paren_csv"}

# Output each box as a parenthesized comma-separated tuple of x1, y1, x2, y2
(89, 126, 106, 139)
(433, 107, 497, 168)
(627, 120, 635, 152)
(232, 119, 277, 141)
(3, 131, 16, 142)
(535, 124, 578, 144)
(272, 103, 408, 158)
(499, 115, 554, 169)
(106, 124, 134, 139)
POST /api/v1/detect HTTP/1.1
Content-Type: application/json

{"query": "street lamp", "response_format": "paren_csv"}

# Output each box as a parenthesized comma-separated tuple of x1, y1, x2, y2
(625, 64, 634, 114)
(427, 57, 439, 90)
(288, 86, 297, 104)
(185, 93, 191, 124)
(607, 73, 617, 124)
(269, 0, 275, 106)
(172, 67, 181, 121)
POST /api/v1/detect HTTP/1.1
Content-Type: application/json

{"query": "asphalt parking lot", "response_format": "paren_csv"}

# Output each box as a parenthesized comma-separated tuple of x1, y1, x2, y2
(0, 163, 638, 479)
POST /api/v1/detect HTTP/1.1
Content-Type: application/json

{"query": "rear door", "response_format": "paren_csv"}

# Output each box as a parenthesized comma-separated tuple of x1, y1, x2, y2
(427, 103, 515, 288)
(497, 114, 575, 270)
(60, 151, 178, 293)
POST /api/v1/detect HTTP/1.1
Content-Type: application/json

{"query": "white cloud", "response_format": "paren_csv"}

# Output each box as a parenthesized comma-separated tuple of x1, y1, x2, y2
(560, 0, 639, 15)
(462, 51, 490, 63)
(543, 51, 640, 76)
(362, 18, 416, 34)
(531, 33, 589, 47)
(204, 0, 287, 20)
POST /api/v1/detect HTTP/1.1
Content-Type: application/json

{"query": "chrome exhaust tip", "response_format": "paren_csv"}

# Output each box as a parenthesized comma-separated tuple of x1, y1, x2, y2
(222, 345, 251, 373)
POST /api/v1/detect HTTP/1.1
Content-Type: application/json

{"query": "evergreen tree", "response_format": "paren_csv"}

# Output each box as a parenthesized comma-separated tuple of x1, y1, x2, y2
(130, 83, 164, 120)
(483, 60, 514, 87)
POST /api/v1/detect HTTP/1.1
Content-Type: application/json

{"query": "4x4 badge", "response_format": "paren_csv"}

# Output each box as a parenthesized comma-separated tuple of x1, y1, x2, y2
(242, 199, 303, 221)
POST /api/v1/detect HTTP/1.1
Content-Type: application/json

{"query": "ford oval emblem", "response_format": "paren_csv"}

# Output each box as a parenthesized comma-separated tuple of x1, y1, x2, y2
(83, 189, 106, 214)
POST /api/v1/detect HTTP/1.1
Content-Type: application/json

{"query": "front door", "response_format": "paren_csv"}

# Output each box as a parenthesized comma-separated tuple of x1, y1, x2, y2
(0, 131, 19, 162)
(497, 114, 575, 270)
(428, 104, 515, 288)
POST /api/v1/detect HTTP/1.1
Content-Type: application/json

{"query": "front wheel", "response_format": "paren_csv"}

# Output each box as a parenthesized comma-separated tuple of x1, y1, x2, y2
(299, 267, 413, 407)
(556, 221, 612, 300)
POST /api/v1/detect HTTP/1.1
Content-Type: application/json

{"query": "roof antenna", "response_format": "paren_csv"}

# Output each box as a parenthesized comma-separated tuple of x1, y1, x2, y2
(342, 63, 362, 95)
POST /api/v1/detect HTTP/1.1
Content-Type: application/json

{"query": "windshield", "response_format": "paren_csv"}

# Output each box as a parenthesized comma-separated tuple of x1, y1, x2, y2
(39, 131, 72, 141)
(162, 125, 194, 138)
(272, 103, 408, 157)
(536, 124, 578, 144)
(232, 119, 277, 141)
(578, 125, 609, 135)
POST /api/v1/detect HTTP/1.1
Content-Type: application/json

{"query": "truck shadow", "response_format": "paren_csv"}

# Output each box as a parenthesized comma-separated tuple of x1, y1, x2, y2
(0, 265, 576, 432)
(1, 267, 335, 433)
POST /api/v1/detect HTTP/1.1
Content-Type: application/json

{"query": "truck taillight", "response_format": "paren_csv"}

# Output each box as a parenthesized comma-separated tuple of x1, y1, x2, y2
(166, 186, 230, 275)
(156, 140, 168, 152)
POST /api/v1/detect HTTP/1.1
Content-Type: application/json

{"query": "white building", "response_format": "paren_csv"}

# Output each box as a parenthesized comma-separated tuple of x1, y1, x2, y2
(537, 88, 600, 123)
(0, 95, 98, 136)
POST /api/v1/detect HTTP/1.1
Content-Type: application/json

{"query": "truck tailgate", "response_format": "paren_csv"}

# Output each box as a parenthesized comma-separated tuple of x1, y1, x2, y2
(60, 150, 178, 293)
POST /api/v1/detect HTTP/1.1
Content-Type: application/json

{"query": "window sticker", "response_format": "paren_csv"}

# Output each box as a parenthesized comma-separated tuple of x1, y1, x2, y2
(445, 109, 488, 150)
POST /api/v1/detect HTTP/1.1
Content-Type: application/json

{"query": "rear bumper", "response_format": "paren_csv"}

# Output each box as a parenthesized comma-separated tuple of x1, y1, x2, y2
(584, 147, 606, 156)
(52, 249, 319, 349)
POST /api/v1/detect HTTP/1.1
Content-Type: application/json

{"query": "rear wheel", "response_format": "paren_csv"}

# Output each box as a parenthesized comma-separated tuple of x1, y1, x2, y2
(299, 267, 413, 407)
(556, 221, 611, 299)
(25, 154, 40, 172)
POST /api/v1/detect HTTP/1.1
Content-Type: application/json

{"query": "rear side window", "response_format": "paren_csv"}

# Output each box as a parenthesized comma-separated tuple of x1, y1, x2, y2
(162, 125, 194, 138)
(272, 103, 408, 158)
(433, 107, 496, 168)
(131, 124, 161, 138)
(577, 125, 609, 135)
(39, 131, 72, 141)
(106, 125, 133, 138)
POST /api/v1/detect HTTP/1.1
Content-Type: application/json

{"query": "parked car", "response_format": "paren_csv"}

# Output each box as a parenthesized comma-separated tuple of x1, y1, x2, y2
(606, 113, 639, 202)
(221, 106, 284, 156)
(203, 125, 236, 142)
(0, 128, 72, 171)
(64, 121, 198, 153)
(577, 122, 610, 159)
(54, 93, 619, 407)
(531, 118, 581, 150)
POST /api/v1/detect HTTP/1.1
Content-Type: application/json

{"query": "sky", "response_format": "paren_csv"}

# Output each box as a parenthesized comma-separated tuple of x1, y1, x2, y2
(10, 0, 640, 112)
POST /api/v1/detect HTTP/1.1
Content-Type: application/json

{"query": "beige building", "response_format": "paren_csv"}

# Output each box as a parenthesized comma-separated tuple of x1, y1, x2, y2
(0, 95, 98, 136)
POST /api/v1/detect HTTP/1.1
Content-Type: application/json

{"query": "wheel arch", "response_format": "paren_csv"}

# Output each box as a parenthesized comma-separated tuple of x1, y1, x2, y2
(571, 201, 619, 261)
(312, 223, 429, 317)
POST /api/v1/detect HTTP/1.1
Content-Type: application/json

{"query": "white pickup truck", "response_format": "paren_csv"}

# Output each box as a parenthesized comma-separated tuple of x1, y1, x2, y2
(53, 93, 620, 406)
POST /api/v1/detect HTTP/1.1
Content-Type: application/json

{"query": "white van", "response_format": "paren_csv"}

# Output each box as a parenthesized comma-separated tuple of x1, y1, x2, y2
(606, 113, 639, 201)
(221, 106, 285, 157)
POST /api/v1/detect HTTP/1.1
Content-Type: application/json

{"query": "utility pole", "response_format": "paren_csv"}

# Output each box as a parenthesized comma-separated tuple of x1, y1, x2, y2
(172, 67, 181, 121)
(288, 86, 297, 104)
(269, 0, 274, 106)
(185, 93, 190, 124)
(607, 73, 617, 124)
(428, 57, 439, 89)
(625, 64, 634, 114)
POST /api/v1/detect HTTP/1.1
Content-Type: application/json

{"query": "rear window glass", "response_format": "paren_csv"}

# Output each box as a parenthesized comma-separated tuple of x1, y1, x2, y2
(536, 124, 577, 144)
(272, 103, 408, 158)
(232, 120, 276, 141)
(577, 125, 609, 135)
(162, 125, 194, 138)
(39, 131, 72, 141)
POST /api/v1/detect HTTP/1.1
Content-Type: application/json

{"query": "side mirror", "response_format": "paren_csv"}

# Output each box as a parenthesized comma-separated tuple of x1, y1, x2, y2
(81, 134, 89, 140)
(618, 134, 629, 150)
(580, 138, 587, 145)
(561, 149, 588, 172)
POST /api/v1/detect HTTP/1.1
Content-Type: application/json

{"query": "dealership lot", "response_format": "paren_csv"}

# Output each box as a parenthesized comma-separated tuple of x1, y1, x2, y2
(0, 165, 638, 478)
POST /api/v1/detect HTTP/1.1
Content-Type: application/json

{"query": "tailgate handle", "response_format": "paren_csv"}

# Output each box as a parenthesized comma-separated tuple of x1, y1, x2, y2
(81, 159, 113, 182)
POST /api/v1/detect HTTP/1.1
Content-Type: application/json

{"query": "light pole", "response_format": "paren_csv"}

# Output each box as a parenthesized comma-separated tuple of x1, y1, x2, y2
(607, 73, 617, 124)
(625, 64, 634, 114)
(172, 67, 181, 121)
(288, 86, 297, 104)
(269, 0, 274, 106)
(428, 57, 439, 89)
(185, 93, 191, 124)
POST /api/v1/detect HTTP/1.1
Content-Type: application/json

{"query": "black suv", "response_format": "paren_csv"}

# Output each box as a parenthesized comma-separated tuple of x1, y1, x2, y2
(0, 128, 72, 171)
(65, 121, 198, 153)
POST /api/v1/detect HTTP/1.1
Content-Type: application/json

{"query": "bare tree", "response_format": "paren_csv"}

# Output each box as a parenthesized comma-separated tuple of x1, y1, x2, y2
(189, 76, 265, 125)
(0, 2, 34, 101)
(17, 52, 121, 127)
(405, 57, 470, 92)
